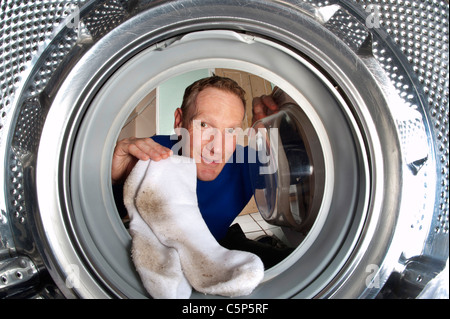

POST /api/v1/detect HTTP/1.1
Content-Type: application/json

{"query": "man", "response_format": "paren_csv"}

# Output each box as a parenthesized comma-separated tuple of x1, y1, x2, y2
(113, 76, 291, 268)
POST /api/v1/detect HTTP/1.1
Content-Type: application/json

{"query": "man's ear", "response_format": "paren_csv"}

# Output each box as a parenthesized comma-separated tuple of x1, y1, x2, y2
(174, 108, 183, 129)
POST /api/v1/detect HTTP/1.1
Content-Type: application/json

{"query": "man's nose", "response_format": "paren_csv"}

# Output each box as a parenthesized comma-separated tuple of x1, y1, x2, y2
(205, 129, 223, 155)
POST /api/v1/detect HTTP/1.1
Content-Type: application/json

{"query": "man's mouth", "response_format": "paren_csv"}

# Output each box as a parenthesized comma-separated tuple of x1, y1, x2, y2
(201, 156, 220, 165)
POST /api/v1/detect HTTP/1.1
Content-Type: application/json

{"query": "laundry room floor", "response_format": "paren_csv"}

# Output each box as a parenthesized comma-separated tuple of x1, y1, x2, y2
(232, 212, 288, 244)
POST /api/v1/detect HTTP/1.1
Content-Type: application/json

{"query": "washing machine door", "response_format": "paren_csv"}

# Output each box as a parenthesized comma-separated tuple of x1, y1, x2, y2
(0, 0, 448, 299)
(250, 102, 324, 235)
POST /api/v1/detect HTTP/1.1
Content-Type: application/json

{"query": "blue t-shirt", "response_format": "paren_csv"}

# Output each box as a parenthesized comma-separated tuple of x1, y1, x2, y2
(151, 135, 254, 240)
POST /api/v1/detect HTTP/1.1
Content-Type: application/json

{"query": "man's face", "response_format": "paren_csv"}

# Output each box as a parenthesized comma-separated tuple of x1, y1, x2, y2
(177, 87, 245, 181)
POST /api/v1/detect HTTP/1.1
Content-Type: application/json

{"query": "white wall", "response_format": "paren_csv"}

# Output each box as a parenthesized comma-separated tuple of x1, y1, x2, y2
(157, 69, 212, 135)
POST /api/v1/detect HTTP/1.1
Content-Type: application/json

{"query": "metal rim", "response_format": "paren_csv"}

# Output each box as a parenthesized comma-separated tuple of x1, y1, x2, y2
(29, 1, 418, 298)
(38, 28, 377, 298)
(71, 31, 349, 296)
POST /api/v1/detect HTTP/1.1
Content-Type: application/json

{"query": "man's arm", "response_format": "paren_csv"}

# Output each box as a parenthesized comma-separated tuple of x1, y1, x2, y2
(251, 87, 283, 125)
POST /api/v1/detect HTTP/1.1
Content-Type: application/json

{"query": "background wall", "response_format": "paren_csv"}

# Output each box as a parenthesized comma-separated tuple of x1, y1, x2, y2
(118, 68, 273, 139)
(158, 69, 213, 135)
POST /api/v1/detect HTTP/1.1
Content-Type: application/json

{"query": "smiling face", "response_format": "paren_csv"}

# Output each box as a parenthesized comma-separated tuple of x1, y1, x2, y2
(175, 87, 245, 181)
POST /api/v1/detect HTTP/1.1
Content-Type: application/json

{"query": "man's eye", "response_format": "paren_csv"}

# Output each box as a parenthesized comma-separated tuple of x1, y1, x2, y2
(200, 122, 208, 128)
(226, 128, 236, 134)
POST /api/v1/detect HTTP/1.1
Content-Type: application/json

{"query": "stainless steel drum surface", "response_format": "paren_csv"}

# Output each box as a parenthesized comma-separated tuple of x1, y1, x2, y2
(0, 0, 448, 299)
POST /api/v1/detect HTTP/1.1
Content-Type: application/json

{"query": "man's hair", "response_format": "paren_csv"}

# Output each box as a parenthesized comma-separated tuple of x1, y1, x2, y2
(180, 76, 246, 128)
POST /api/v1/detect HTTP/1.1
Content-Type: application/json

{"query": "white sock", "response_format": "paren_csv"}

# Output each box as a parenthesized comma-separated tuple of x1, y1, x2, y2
(135, 156, 264, 297)
(124, 160, 192, 299)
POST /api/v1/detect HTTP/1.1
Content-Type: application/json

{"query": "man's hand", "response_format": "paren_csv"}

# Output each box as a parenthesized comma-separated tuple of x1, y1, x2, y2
(111, 137, 173, 184)
(252, 94, 279, 125)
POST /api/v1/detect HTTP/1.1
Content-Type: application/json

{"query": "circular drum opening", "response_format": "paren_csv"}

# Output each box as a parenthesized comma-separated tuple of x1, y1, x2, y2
(42, 29, 371, 298)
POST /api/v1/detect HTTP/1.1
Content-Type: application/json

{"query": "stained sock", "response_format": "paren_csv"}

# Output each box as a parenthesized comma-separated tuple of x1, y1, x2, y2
(135, 156, 264, 297)
(124, 160, 192, 299)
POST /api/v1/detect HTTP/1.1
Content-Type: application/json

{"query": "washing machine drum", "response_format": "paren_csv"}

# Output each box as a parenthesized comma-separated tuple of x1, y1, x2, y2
(0, 0, 448, 299)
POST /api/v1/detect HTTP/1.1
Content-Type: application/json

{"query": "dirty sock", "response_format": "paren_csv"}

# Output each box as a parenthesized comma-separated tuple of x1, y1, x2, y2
(135, 156, 264, 297)
(124, 159, 192, 299)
